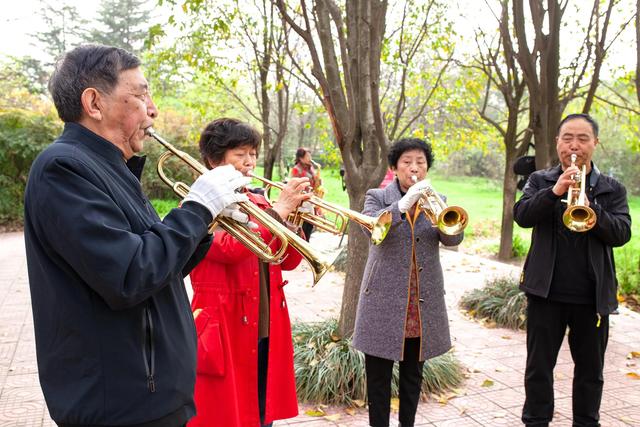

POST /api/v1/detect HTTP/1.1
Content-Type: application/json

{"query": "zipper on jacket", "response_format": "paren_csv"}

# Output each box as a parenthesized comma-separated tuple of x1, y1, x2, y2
(142, 305, 156, 392)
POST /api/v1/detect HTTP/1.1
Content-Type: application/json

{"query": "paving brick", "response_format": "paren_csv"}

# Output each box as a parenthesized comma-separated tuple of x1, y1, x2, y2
(2, 231, 639, 426)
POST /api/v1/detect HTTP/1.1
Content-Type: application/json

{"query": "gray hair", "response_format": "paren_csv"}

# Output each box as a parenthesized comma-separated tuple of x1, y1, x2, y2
(48, 44, 141, 122)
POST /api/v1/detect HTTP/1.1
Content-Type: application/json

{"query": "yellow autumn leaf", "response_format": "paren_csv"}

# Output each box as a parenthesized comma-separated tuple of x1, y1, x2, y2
(627, 351, 640, 359)
(352, 399, 366, 408)
(305, 408, 325, 417)
(625, 372, 640, 380)
(324, 414, 341, 421)
(481, 379, 494, 387)
(344, 407, 356, 416)
(390, 397, 400, 412)
(617, 294, 625, 303)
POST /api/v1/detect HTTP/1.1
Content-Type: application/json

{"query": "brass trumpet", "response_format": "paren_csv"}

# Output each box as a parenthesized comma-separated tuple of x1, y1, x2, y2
(251, 174, 392, 245)
(562, 154, 596, 232)
(146, 128, 331, 285)
(412, 176, 468, 236)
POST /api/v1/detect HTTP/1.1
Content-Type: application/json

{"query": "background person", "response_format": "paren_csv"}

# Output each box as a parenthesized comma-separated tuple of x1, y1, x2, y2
(290, 147, 322, 241)
(187, 118, 310, 427)
(353, 137, 464, 427)
(23, 45, 249, 427)
(514, 113, 631, 427)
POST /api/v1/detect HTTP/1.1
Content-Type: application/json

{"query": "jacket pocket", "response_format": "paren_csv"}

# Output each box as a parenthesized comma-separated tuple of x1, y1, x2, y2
(194, 307, 225, 377)
(363, 260, 379, 295)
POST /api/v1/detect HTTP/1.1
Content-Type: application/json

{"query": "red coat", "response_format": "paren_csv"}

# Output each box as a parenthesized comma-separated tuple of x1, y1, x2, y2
(187, 192, 301, 427)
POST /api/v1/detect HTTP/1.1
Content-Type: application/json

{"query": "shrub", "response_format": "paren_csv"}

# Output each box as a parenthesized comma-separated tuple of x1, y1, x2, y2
(459, 275, 527, 330)
(617, 246, 640, 296)
(0, 109, 61, 224)
(292, 319, 464, 405)
(512, 234, 529, 258)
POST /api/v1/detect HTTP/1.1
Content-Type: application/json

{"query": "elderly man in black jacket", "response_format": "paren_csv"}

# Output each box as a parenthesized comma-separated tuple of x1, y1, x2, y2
(24, 45, 251, 427)
(514, 113, 631, 427)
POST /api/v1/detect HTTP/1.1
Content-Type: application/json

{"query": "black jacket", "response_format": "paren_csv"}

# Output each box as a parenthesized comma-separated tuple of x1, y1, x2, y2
(24, 123, 213, 426)
(513, 163, 631, 316)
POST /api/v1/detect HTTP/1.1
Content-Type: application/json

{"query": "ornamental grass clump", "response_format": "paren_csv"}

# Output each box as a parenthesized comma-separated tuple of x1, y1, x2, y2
(458, 275, 527, 330)
(292, 319, 464, 405)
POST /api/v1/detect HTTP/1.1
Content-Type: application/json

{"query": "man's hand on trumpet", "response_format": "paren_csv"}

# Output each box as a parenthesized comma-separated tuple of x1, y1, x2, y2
(183, 164, 252, 222)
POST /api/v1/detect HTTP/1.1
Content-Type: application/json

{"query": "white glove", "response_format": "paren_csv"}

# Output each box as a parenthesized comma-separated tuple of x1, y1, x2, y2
(398, 179, 432, 213)
(219, 203, 258, 228)
(183, 164, 251, 218)
(297, 201, 314, 214)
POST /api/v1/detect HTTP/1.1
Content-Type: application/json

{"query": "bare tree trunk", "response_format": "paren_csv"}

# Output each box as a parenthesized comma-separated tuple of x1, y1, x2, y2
(337, 190, 368, 337)
(499, 152, 518, 260)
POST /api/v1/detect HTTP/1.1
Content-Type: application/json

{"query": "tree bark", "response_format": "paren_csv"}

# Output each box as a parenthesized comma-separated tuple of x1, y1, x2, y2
(277, 0, 389, 337)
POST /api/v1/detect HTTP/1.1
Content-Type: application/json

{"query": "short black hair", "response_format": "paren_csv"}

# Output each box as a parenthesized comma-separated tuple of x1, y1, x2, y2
(387, 137, 434, 169)
(557, 113, 599, 137)
(48, 44, 141, 123)
(199, 118, 261, 168)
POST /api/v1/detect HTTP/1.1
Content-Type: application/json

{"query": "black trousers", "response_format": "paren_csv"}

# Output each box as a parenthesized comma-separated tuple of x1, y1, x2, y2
(301, 221, 314, 242)
(522, 297, 609, 427)
(258, 337, 272, 427)
(365, 338, 424, 427)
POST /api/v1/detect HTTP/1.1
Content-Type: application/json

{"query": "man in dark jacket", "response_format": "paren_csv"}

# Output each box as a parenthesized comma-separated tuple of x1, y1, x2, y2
(24, 45, 251, 427)
(514, 113, 632, 427)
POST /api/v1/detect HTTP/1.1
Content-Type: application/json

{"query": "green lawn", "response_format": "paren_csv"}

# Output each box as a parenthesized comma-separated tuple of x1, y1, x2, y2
(151, 168, 639, 295)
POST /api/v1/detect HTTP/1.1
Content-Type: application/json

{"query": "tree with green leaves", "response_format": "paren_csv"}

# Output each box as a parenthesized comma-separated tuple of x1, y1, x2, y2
(512, 0, 627, 169)
(88, 0, 152, 54)
(276, 0, 454, 336)
(31, 0, 87, 64)
(150, 0, 294, 182)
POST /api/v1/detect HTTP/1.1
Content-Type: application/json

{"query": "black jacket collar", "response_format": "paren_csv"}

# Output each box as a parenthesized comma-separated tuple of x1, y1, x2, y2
(540, 162, 601, 189)
(59, 122, 147, 180)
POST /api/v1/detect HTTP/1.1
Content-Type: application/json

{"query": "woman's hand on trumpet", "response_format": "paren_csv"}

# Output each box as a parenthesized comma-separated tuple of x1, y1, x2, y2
(271, 177, 312, 220)
(398, 179, 432, 214)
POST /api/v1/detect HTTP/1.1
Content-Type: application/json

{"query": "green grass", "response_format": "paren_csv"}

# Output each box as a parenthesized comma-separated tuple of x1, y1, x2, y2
(150, 168, 640, 295)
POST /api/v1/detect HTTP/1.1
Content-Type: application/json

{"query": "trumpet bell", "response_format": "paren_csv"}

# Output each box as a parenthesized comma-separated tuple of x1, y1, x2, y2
(437, 206, 469, 236)
(563, 205, 596, 232)
(367, 211, 393, 245)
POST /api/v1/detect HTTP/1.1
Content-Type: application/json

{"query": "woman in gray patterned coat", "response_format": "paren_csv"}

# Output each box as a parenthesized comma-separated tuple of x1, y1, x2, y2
(353, 138, 464, 427)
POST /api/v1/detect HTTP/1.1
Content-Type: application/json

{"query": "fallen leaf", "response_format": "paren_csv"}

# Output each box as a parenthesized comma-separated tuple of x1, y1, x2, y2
(305, 408, 325, 417)
(390, 397, 400, 412)
(481, 379, 494, 387)
(344, 407, 356, 416)
(352, 399, 366, 408)
(459, 407, 468, 416)
(324, 414, 341, 421)
(501, 335, 511, 340)
(627, 351, 640, 359)
(625, 372, 640, 380)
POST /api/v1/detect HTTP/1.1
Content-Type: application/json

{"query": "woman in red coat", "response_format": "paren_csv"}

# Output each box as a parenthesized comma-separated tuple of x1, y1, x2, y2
(187, 118, 310, 427)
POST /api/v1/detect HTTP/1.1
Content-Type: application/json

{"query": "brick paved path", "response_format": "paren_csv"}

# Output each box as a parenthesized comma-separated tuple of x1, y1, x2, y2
(1, 231, 639, 426)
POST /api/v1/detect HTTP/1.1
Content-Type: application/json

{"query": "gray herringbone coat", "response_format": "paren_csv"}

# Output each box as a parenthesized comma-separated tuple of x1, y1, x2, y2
(352, 180, 463, 361)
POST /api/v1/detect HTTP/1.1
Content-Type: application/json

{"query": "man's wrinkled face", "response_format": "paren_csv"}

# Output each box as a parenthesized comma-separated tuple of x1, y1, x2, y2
(99, 68, 157, 159)
(556, 118, 599, 171)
